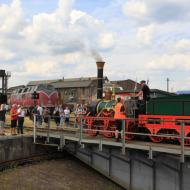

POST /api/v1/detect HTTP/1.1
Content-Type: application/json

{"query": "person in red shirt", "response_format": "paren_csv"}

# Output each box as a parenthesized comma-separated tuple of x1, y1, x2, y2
(10, 104, 18, 135)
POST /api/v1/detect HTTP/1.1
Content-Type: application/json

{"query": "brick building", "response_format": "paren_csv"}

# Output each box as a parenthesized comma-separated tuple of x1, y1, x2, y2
(51, 77, 108, 104)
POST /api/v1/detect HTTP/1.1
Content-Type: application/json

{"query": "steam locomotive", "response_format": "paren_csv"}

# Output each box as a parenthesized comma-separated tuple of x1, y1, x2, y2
(83, 61, 190, 145)
(84, 93, 190, 145)
(9, 84, 59, 113)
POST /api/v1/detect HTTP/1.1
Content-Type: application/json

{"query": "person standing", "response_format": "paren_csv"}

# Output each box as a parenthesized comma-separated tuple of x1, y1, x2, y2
(114, 97, 126, 142)
(43, 107, 50, 128)
(17, 105, 26, 134)
(59, 106, 65, 128)
(0, 103, 6, 135)
(136, 80, 150, 102)
(53, 106, 60, 128)
(10, 104, 18, 135)
(135, 80, 150, 113)
(64, 107, 70, 127)
(37, 105, 43, 127)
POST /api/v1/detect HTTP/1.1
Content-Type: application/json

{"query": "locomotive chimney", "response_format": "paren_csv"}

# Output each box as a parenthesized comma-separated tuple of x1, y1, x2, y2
(96, 61, 105, 99)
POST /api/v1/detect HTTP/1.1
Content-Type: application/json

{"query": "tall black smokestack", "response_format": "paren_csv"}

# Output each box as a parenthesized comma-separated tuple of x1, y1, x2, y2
(96, 61, 105, 99)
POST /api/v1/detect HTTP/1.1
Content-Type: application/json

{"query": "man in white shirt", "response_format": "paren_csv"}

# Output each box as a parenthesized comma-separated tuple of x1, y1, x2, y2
(64, 107, 70, 127)
(37, 105, 43, 127)
(17, 105, 26, 134)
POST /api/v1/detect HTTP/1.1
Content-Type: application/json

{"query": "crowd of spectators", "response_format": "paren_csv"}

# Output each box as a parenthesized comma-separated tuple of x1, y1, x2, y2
(0, 103, 88, 136)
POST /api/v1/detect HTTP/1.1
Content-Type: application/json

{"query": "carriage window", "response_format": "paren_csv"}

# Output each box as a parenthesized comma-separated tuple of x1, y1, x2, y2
(30, 86, 35, 92)
(23, 88, 28, 93)
(147, 118, 161, 124)
(18, 89, 23, 93)
(27, 87, 31, 92)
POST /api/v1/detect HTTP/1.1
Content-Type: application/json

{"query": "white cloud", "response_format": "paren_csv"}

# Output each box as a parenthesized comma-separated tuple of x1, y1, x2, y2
(0, 0, 116, 87)
(1, 0, 190, 92)
(122, 1, 147, 19)
(0, 0, 23, 35)
(24, 59, 58, 75)
(97, 33, 115, 50)
(136, 24, 155, 45)
(146, 53, 190, 71)
(0, 49, 15, 60)
(22, 0, 115, 56)
(173, 39, 190, 52)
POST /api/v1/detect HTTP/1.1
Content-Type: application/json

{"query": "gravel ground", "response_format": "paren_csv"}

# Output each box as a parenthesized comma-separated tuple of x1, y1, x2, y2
(0, 158, 124, 190)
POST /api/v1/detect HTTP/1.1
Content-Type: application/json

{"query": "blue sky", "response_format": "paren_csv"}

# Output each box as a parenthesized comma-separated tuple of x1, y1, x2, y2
(1, 0, 190, 91)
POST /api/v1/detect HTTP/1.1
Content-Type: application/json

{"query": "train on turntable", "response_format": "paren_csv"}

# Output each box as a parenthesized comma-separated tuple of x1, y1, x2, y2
(83, 92, 190, 145)
(80, 61, 190, 145)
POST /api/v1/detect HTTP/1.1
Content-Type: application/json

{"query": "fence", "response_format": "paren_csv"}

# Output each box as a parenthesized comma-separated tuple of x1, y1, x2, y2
(33, 114, 187, 163)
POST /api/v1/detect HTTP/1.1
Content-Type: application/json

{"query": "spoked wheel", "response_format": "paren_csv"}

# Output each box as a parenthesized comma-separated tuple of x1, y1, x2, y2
(102, 120, 115, 138)
(184, 139, 190, 146)
(149, 132, 164, 143)
(86, 119, 99, 136)
(125, 121, 136, 140)
(178, 134, 190, 146)
(100, 109, 115, 138)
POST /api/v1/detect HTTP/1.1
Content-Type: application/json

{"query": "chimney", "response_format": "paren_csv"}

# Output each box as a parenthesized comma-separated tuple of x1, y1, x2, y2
(96, 61, 105, 99)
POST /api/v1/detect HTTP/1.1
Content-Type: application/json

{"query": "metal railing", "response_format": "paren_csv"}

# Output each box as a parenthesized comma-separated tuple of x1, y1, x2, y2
(32, 114, 187, 163)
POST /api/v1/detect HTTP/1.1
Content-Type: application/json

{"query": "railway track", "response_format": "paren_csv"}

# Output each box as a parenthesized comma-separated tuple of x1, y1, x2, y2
(0, 151, 65, 171)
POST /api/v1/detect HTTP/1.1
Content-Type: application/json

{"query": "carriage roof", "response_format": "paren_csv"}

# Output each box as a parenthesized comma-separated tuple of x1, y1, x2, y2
(12, 84, 55, 94)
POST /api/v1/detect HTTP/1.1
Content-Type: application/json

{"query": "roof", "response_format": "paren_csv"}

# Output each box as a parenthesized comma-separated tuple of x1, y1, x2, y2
(52, 80, 93, 88)
(150, 89, 176, 96)
(27, 76, 108, 88)
(52, 76, 108, 89)
(27, 79, 61, 86)
(111, 79, 141, 91)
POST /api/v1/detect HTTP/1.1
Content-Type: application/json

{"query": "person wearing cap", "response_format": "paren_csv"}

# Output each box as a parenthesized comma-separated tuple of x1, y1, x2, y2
(136, 80, 150, 102)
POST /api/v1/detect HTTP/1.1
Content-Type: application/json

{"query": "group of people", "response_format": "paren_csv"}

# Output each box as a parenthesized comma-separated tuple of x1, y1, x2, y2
(10, 104, 26, 135)
(32, 104, 71, 128)
(0, 104, 26, 136)
(53, 105, 71, 128)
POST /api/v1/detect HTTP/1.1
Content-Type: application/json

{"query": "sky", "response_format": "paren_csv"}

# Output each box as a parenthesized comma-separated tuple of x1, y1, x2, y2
(1, 0, 190, 92)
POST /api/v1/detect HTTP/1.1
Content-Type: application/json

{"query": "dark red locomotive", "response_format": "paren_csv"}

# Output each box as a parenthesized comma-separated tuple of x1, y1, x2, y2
(9, 84, 59, 109)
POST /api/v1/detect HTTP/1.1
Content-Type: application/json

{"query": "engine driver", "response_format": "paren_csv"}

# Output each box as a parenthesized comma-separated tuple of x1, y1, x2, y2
(136, 80, 150, 101)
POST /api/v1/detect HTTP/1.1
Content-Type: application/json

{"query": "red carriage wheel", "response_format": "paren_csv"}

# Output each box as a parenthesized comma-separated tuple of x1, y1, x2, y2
(178, 134, 190, 146)
(184, 139, 190, 146)
(125, 121, 136, 140)
(100, 109, 115, 138)
(149, 131, 164, 143)
(102, 119, 115, 138)
(85, 118, 98, 136)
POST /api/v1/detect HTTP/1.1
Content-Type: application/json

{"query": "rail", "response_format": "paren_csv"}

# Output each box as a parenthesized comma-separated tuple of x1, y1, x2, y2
(32, 114, 188, 163)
